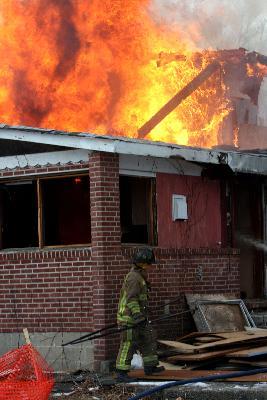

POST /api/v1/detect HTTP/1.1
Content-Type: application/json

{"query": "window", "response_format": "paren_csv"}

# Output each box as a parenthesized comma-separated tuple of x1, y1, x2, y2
(120, 176, 157, 245)
(41, 176, 90, 246)
(0, 181, 38, 248)
(0, 175, 91, 249)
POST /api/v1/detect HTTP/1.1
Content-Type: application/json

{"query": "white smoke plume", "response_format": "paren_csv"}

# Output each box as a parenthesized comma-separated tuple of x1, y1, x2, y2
(150, 0, 267, 54)
(237, 233, 267, 253)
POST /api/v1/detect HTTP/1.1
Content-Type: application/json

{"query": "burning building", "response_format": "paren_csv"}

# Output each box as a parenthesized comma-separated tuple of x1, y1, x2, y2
(0, 0, 267, 372)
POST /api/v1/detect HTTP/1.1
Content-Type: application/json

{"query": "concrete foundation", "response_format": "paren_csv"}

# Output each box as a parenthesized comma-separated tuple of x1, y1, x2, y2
(0, 332, 94, 373)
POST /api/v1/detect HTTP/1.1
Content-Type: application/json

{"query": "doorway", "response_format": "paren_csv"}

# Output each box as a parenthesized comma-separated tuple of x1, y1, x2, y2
(232, 178, 264, 298)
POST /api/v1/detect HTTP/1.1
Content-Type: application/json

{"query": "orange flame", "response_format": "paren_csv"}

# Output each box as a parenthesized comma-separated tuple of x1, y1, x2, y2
(0, 1, 231, 148)
(247, 62, 267, 77)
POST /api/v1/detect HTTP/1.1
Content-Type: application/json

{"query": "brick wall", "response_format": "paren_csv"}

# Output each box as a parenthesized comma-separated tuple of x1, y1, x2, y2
(84, 245, 240, 363)
(89, 152, 122, 366)
(122, 247, 240, 339)
(0, 151, 241, 370)
(0, 248, 93, 331)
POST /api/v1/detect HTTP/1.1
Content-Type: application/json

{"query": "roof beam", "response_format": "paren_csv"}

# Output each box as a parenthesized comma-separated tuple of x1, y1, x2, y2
(138, 61, 221, 138)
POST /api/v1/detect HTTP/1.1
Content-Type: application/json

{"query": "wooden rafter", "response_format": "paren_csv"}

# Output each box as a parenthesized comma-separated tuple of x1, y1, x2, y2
(138, 61, 221, 138)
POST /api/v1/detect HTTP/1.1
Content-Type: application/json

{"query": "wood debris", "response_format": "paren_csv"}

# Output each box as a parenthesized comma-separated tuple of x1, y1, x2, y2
(153, 329, 267, 381)
(130, 329, 267, 382)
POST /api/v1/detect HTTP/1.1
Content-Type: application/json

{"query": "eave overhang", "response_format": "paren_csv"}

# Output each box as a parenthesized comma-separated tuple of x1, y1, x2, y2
(0, 124, 266, 176)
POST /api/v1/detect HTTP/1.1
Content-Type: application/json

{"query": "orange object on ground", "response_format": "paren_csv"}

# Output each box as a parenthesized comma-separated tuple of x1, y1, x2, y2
(0, 344, 54, 400)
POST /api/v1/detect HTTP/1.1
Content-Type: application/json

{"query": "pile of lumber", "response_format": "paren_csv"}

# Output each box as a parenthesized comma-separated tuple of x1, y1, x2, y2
(129, 328, 267, 381)
(158, 328, 267, 372)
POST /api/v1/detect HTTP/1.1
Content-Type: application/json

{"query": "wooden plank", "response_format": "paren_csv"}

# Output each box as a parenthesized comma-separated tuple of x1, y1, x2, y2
(129, 369, 267, 382)
(197, 333, 267, 351)
(226, 345, 267, 358)
(158, 340, 195, 354)
(23, 328, 31, 344)
(175, 332, 225, 342)
(176, 332, 226, 342)
(245, 327, 267, 334)
(229, 359, 267, 368)
(215, 331, 258, 338)
(166, 346, 252, 362)
(159, 332, 267, 353)
(195, 336, 224, 343)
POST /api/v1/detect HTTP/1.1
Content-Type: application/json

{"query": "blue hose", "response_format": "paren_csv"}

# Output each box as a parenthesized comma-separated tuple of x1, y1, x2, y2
(128, 367, 267, 400)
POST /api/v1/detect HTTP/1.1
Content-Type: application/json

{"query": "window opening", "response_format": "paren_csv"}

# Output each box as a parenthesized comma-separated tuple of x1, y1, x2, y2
(0, 174, 91, 250)
(120, 176, 157, 245)
(0, 181, 38, 249)
(41, 175, 90, 246)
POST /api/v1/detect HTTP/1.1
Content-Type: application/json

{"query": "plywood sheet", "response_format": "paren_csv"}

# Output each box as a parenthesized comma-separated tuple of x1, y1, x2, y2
(167, 346, 251, 362)
(229, 359, 267, 367)
(226, 345, 267, 358)
(159, 331, 267, 353)
(158, 340, 195, 354)
(196, 332, 267, 351)
(195, 336, 222, 343)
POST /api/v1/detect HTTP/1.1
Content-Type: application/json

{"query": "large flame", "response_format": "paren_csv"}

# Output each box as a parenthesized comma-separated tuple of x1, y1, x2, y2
(0, 0, 231, 148)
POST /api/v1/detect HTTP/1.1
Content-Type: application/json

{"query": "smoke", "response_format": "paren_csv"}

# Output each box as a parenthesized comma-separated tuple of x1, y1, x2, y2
(150, 0, 267, 54)
(9, 0, 81, 126)
(36, 0, 81, 80)
(237, 233, 267, 253)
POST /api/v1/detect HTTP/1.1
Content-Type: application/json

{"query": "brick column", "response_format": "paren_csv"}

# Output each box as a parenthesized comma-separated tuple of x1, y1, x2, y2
(89, 151, 121, 367)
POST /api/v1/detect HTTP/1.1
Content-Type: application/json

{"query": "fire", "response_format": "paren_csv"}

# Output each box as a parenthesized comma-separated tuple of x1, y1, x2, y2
(0, 1, 231, 148)
(247, 62, 267, 78)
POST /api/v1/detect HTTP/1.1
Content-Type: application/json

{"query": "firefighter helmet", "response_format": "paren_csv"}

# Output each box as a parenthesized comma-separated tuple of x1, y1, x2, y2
(132, 248, 156, 264)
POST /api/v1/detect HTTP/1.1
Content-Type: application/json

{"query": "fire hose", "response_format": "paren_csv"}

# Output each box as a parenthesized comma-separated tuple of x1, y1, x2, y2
(62, 297, 188, 346)
(127, 367, 267, 400)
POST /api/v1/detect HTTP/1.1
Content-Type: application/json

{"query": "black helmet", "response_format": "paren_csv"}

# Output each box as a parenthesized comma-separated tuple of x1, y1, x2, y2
(132, 248, 155, 264)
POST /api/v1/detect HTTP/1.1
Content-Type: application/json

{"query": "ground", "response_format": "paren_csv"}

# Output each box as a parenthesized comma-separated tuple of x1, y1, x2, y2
(50, 376, 144, 400)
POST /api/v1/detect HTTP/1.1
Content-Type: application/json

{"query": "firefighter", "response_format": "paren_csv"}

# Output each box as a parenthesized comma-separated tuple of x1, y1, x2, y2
(116, 247, 164, 382)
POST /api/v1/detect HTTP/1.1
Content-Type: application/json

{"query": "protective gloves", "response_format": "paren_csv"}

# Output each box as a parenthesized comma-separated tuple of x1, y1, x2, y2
(132, 313, 146, 325)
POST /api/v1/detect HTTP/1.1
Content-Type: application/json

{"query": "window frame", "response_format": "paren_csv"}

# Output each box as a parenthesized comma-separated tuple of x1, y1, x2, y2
(119, 175, 158, 246)
(0, 172, 91, 250)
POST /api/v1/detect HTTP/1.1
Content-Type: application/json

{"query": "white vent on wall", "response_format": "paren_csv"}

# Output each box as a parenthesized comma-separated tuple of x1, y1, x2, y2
(172, 195, 188, 221)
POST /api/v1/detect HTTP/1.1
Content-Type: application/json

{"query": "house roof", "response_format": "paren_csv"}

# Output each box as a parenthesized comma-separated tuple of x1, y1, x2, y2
(0, 124, 267, 175)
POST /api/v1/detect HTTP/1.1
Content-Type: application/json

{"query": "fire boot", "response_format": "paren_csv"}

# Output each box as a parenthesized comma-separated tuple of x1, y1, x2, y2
(144, 365, 165, 375)
(116, 370, 137, 383)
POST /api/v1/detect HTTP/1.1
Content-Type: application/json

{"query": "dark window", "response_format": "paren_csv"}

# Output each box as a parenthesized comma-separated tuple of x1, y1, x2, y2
(120, 176, 157, 245)
(0, 181, 38, 248)
(0, 174, 90, 249)
(41, 176, 90, 246)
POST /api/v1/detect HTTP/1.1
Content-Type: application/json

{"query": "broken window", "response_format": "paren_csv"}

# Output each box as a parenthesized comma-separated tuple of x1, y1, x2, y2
(120, 176, 157, 245)
(0, 174, 91, 249)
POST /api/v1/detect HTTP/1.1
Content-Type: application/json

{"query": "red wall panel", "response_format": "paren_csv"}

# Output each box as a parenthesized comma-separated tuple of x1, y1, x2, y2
(157, 173, 222, 248)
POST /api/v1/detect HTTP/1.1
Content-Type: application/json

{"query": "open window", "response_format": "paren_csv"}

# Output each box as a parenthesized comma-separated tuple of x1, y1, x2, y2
(0, 181, 38, 248)
(0, 174, 91, 249)
(120, 176, 157, 245)
(41, 175, 90, 246)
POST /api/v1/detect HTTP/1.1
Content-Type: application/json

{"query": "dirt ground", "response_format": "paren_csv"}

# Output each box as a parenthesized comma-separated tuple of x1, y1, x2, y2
(50, 377, 142, 400)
